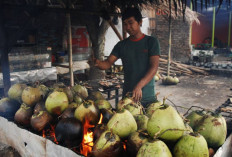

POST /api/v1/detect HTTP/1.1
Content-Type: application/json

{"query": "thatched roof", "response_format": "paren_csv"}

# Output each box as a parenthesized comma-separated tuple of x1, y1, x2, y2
(2, 0, 231, 16)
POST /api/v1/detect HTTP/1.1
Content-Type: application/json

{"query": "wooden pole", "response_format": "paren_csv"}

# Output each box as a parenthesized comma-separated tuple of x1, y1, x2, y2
(189, 2, 193, 46)
(122, 20, 127, 39)
(167, 15, 172, 77)
(228, 11, 231, 47)
(211, 7, 216, 48)
(66, 13, 74, 87)
(0, 3, 11, 96)
(108, 20, 123, 41)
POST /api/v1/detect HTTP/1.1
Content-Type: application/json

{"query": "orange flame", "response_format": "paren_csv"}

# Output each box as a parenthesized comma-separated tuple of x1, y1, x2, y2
(42, 130, 46, 138)
(81, 119, 94, 156)
(98, 114, 103, 124)
(123, 140, 127, 151)
(49, 125, 58, 144)
(42, 125, 58, 144)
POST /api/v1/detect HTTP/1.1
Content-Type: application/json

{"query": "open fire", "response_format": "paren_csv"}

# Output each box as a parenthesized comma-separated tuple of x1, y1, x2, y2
(41, 114, 103, 157)
(81, 114, 103, 156)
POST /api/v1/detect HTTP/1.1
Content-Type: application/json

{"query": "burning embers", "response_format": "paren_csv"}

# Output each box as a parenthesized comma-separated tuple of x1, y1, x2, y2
(81, 114, 103, 156)
(40, 114, 103, 157)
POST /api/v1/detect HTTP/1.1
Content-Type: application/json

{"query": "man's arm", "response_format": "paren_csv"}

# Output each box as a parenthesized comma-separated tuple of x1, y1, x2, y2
(132, 55, 160, 102)
(95, 54, 118, 70)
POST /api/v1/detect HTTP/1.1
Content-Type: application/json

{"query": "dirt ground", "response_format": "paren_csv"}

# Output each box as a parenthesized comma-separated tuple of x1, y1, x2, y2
(155, 75, 232, 114)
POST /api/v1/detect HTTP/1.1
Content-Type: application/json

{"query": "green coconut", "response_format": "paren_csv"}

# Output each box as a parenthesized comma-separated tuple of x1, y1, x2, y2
(88, 91, 105, 101)
(185, 110, 206, 129)
(147, 104, 186, 142)
(126, 131, 149, 156)
(14, 103, 33, 126)
(95, 99, 112, 110)
(183, 123, 193, 135)
(116, 97, 134, 110)
(134, 114, 149, 131)
(8, 83, 27, 103)
(73, 95, 83, 105)
(72, 84, 88, 99)
(173, 132, 209, 157)
(92, 131, 123, 157)
(162, 76, 178, 85)
(173, 76, 179, 84)
(74, 100, 100, 125)
(146, 101, 163, 118)
(194, 113, 227, 148)
(45, 91, 69, 116)
(21, 86, 42, 106)
(137, 140, 172, 157)
(154, 75, 159, 81)
(107, 109, 137, 139)
(54, 87, 73, 103)
(38, 84, 50, 100)
(123, 102, 143, 116)
(69, 102, 79, 108)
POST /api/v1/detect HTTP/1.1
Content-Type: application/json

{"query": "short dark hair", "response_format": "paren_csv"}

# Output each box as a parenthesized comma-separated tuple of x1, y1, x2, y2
(122, 7, 142, 23)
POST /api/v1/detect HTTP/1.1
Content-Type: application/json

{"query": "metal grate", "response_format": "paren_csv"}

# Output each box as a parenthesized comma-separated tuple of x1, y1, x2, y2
(215, 97, 232, 135)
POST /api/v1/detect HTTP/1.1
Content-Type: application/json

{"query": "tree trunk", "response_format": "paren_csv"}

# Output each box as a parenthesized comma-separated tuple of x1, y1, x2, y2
(83, 0, 110, 80)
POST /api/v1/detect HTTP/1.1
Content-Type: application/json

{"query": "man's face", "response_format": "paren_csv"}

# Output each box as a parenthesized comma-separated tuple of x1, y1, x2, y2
(123, 17, 142, 36)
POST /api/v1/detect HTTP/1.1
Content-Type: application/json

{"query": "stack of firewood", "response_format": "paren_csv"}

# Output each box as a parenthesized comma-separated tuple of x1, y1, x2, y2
(159, 55, 209, 76)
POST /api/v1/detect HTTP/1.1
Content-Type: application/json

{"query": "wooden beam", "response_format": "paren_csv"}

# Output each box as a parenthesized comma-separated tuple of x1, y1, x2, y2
(2, 4, 121, 16)
(107, 20, 123, 41)
(66, 13, 74, 87)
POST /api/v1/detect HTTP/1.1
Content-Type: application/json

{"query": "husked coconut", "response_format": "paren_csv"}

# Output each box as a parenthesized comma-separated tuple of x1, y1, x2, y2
(185, 110, 206, 129)
(74, 100, 100, 125)
(137, 140, 172, 157)
(147, 104, 185, 142)
(8, 83, 27, 103)
(173, 132, 209, 157)
(107, 109, 137, 139)
(126, 131, 149, 156)
(194, 113, 227, 148)
(95, 99, 112, 110)
(72, 84, 88, 99)
(22, 86, 42, 106)
(45, 91, 69, 116)
(92, 131, 123, 157)
(134, 114, 149, 131)
(146, 101, 162, 118)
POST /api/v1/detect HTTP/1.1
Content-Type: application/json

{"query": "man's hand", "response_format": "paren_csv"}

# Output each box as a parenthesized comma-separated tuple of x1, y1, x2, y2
(132, 85, 142, 102)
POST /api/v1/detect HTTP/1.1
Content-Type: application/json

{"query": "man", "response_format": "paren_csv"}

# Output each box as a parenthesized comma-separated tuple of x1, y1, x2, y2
(95, 7, 160, 107)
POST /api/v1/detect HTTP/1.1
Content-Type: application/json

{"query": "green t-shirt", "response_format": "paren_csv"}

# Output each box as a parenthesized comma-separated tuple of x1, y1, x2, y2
(111, 35, 160, 102)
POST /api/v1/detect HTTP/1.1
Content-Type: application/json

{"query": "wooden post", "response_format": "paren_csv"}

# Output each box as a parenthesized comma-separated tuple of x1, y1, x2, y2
(228, 11, 231, 47)
(167, 15, 172, 77)
(211, 7, 216, 48)
(122, 20, 127, 39)
(0, 4, 11, 96)
(66, 13, 74, 87)
(189, 2, 193, 46)
(107, 20, 123, 41)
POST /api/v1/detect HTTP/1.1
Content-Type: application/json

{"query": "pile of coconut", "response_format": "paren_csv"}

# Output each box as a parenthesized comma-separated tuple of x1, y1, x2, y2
(0, 83, 227, 157)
